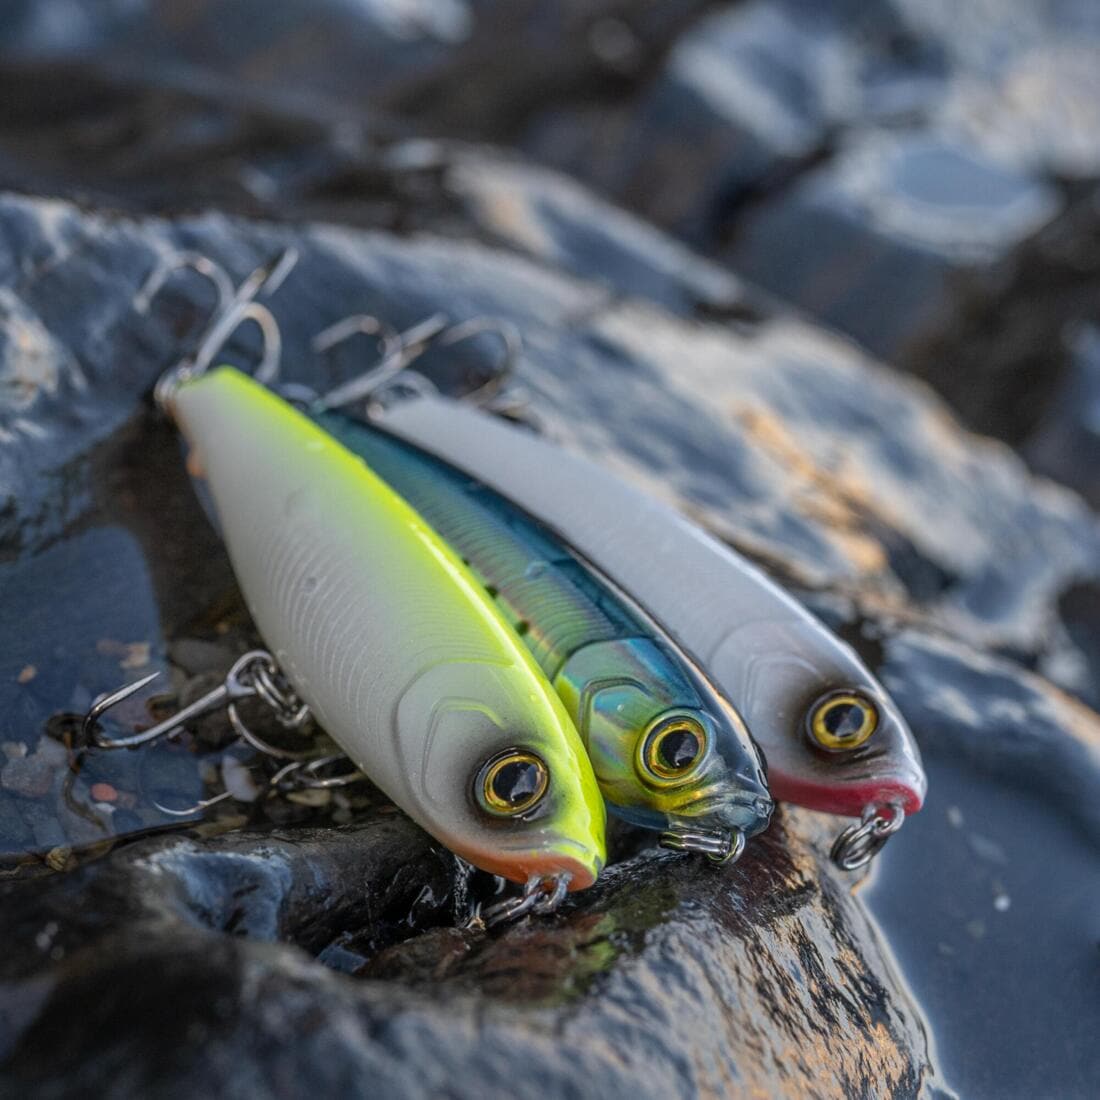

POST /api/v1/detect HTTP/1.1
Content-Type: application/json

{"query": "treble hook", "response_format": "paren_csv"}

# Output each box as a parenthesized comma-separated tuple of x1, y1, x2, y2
(475, 872, 571, 930)
(83, 650, 313, 759)
(139, 247, 299, 408)
(313, 312, 522, 413)
(660, 824, 746, 865)
(268, 754, 366, 792)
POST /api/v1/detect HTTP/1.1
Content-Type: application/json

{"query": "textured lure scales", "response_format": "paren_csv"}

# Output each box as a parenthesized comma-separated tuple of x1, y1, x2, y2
(170, 367, 606, 889)
(317, 411, 773, 853)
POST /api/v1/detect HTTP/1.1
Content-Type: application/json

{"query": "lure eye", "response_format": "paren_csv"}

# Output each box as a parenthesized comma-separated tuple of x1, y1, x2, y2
(640, 716, 707, 784)
(807, 692, 879, 753)
(476, 749, 549, 817)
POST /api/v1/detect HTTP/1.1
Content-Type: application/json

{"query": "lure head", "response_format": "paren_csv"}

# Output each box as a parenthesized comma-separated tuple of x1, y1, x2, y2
(555, 639, 773, 841)
(711, 617, 926, 819)
(394, 661, 606, 890)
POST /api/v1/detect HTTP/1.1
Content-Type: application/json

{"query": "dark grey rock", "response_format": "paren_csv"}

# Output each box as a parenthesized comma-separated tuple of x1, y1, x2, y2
(523, 0, 944, 241)
(722, 131, 1061, 360)
(0, 809, 934, 1100)
(1024, 324, 1100, 510)
(900, 183, 1100, 447)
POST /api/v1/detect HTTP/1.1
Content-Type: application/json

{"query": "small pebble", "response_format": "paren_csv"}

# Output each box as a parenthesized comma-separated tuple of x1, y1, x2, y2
(1, 741, 65, 797)
(44, 846, 73, 872)
(89, 782, 119, 803)
(120, 642, 151, 670)
(34, 921, 59, 951)
(17, 664, 37, 684)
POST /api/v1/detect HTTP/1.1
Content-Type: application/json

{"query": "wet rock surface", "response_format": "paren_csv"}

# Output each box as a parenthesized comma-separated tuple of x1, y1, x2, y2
(1, 5, 1099, 1098)
(516, 0, 1100, 477)
(1, 813, 932, 1100)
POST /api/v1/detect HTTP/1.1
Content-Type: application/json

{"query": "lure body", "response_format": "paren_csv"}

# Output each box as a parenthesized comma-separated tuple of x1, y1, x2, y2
(316, 413, 773, 839)
(171, 368, 605, 887)
(376, 396, 926, 819)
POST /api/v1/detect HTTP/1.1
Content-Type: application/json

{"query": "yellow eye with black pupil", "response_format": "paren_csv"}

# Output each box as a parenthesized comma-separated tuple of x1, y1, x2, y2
(477, 750, 549, 816)
(808, 693, 878, 752)
(642, 718, 706, 782)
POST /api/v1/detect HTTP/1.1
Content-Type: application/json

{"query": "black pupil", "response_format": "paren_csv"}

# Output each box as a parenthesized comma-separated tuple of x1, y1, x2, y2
(657, 728, 701, 771)
(492, 760, 541, 806)
(823, 702, 866, 740)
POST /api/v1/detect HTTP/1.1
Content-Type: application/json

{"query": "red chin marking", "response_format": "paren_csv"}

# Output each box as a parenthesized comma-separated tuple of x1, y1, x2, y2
(771, 773, 924, 818)
(460, 848, 600, 891)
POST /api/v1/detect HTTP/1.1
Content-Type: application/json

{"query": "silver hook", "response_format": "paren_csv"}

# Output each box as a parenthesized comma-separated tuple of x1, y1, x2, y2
(134, 251, 236, 320)
(830, 802, 905, 870)
(438, 316, 522, 406)
(313, 312, 521, 413)
(660, 824, 746, 865)
(152, 788, 235, 819)
(312, 314, 402, 358)
(153, 248, 299, 408)
(268, 754, 366, 792)
(82, 650, 312, 758)
(150, 748, 355, 820)
(477, 871, 571, 929)
(313, 312, 450, 412)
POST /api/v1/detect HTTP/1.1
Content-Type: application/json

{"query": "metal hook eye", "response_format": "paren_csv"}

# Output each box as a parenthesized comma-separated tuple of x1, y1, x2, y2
(830, 803, 905, 870)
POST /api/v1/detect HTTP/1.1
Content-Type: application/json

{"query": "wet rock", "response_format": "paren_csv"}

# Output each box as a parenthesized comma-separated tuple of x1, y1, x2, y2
(0, 1, 469, 114)
(0, 808, 936, 1098)
(0, 1, 710, 142)
(440, 145, 762, 319)
(0, 55, 763, 328)
(513, 1, 1100, 480)
(901, 183, 1100, 447)
(523, 0, 943, 242)
(882, 629, 1100, 846)
(723, 131, 1061, 360)
(0, 738, 65, 799)
(869, 626, 1100, 1097)
(1023, 324, 1100, 509)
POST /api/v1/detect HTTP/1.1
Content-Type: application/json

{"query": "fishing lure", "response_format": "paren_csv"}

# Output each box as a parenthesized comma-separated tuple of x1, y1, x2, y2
(372, 395, 926, 868)
(163, 365, 606, 894)
(314, 411, 773, 861)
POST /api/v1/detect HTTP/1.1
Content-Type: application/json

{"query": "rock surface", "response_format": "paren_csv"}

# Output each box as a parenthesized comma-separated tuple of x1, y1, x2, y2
(1, 6, 1099, 1098)
(0, 811, 932, 1100)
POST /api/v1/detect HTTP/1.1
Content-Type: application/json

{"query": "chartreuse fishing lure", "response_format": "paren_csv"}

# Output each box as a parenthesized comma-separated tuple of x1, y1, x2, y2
(314, 412, 773, 862)
(375, 395, 927, 868)
(167, 366, 605, 896)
